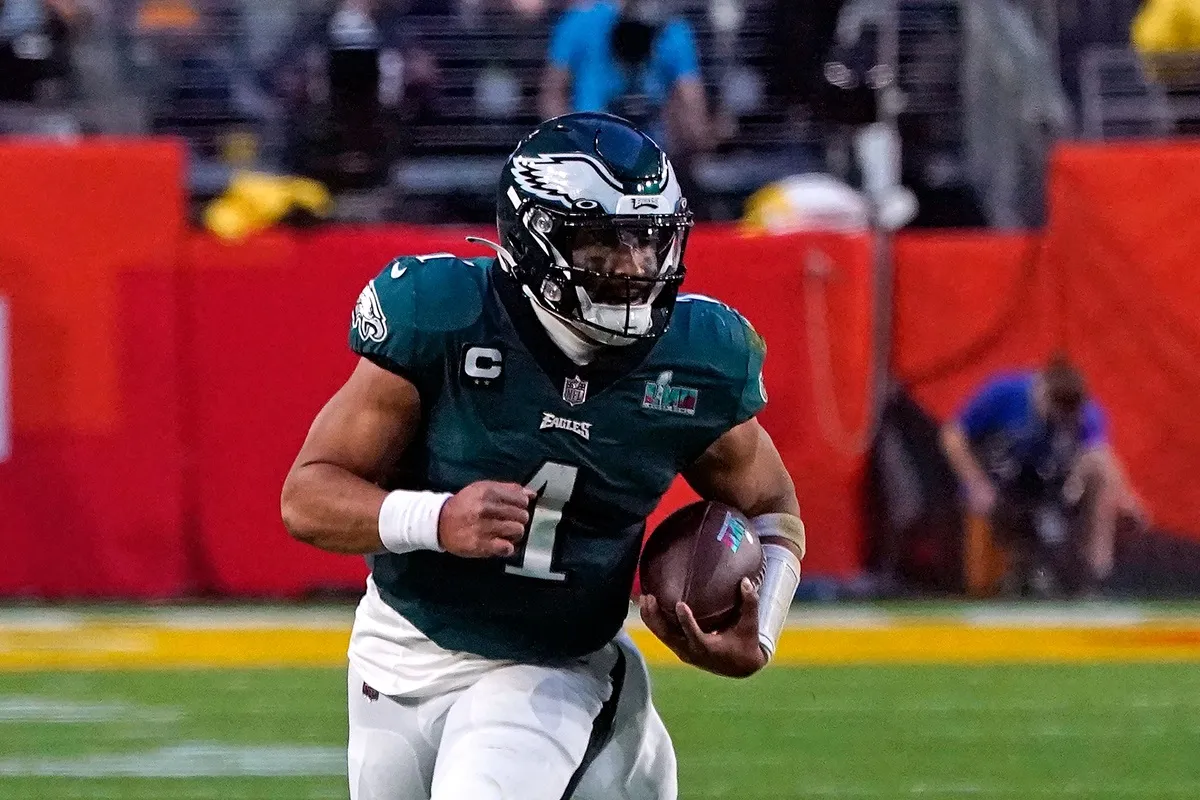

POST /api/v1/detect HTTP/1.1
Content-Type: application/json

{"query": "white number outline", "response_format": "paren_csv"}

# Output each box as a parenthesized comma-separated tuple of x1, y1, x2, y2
(505, 461, 579, 582)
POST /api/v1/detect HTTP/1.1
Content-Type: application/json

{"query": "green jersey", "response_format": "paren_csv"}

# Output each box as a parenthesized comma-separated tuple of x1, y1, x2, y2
(349, 254, 767, 662)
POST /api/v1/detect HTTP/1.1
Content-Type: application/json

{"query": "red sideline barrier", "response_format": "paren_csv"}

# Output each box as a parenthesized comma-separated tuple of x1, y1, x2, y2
(0, 141, 189, 598)
(7, 139, 1200, 599)
(183, 228, 872, 595)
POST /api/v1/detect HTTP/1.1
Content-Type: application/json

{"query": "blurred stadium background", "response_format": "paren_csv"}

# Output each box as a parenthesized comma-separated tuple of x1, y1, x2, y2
(4, 0, 1200, 798)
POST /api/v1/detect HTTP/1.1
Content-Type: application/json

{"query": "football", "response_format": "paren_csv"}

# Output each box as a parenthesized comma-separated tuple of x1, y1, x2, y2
(639, 501, 765, 633)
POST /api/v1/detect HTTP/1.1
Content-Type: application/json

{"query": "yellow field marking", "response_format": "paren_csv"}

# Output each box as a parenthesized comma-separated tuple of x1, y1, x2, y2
(0, 625, 350, 671)
(2, 618, 1200, 671)
(632, 625, 1200, 665)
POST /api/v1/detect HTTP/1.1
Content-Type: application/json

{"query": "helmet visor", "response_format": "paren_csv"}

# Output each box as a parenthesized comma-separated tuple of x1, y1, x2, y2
(558, 221, 685, 305)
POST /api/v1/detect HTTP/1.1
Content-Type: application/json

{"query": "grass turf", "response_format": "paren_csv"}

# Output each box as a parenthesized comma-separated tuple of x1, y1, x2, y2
(0, 663, 1198, 799)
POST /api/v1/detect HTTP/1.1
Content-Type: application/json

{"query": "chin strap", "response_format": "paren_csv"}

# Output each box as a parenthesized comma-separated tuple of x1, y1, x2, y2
(528, 298, 601, 366)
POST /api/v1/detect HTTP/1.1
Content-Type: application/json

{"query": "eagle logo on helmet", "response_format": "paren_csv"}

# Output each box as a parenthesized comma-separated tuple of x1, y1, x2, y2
(511, 153, 635, 213)
(353, 281, 388, 343)
(495, 113, 695, 343)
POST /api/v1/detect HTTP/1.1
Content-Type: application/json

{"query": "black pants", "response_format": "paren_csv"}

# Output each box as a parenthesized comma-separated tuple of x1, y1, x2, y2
(990, 485, 1096, 598)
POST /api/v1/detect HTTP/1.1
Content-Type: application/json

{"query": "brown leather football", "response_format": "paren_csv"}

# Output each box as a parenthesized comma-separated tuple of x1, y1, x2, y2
(639, 501, 764, 633)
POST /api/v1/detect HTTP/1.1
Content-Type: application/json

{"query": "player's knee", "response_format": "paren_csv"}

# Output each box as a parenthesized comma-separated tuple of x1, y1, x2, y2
(433, 721, 582, 800)
(349, 729, 429, 800)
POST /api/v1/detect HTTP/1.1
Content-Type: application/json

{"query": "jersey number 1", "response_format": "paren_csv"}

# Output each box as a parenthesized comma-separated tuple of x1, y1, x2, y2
(505, 461, 578, 582)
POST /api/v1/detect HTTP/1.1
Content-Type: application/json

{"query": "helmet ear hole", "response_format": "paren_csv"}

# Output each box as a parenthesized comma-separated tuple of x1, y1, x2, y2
(530, 209, 555, 235)
(541, 278, 563, 303)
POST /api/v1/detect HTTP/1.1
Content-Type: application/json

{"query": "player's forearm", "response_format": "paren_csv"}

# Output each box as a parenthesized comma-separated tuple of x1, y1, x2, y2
(668, 79, 712, 152)
(281, 462, 389, 554)
(940, 426, 991, 487)
(538, 68, 570, 120)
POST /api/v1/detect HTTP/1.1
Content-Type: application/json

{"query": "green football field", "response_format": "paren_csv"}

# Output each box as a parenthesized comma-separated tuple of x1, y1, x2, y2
(1, 662, 1198, 800)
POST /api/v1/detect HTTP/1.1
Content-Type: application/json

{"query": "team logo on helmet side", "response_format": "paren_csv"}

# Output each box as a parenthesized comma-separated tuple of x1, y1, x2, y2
(511, 153, 680, 215)
(511, 153, 625, 212)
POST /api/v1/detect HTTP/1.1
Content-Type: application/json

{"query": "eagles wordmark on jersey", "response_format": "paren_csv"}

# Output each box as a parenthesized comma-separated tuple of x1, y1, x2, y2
(284, 112, 801, 800)
(349, 253, 767, 662)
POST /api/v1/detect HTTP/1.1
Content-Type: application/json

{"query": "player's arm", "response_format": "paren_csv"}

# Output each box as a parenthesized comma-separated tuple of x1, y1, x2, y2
(281, 358, 531, 557)
(940, 381, 1008, 514)
(641, 418, 804, 678)
(539, 66, 571, 121)
(684, 417, 800, 522)
(940, 422, 996, 512)
(538, 9, 576, 120)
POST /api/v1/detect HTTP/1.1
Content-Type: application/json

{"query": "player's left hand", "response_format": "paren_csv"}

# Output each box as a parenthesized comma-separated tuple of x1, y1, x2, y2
(639, 578, 767, 679)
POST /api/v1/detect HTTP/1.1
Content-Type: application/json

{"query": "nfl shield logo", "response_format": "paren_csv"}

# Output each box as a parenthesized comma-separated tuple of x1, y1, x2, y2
(562, 375, 589, 406)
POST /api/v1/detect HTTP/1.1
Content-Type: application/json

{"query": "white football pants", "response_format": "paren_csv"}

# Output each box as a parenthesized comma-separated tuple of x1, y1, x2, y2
(347, 632, 677, 800)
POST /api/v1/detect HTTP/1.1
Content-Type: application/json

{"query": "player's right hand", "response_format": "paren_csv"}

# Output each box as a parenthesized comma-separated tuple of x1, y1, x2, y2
(438, 481, 535, 559)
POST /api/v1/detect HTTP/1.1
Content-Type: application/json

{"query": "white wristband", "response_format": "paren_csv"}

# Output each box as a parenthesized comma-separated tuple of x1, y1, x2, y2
(378, 490, 452, 554)
(749, 514, 806, 660)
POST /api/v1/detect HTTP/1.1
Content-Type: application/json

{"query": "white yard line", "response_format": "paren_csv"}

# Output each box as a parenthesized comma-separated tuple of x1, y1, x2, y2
(696, 695, 1200, 715)
(0, 743, 345, 778)
(0, 696, 179, 724)
(147, 609, 353, 630)
(961, 606, 1149, 627)
(688, 782, 1200, 798)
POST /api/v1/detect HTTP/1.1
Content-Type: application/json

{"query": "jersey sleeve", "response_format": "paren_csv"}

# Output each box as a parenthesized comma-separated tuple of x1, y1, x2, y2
(734, 324, 768, 426)
(349, 258, 422, 381)
(348, 253, 492, 393)
(660, 20, 701, 83)
(547, 8, 583, 70)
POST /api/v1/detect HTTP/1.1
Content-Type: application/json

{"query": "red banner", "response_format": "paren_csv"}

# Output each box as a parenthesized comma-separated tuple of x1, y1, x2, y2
(182, 227, 873, 595)
(0, 141, 189, 597)
(5, 139, 1200, 598)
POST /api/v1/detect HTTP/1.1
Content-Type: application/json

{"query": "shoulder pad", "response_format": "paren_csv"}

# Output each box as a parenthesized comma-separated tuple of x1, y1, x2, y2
(350, 254, 491, 376)
(675, 293, 761, 348)
(673, 293, 768, 423)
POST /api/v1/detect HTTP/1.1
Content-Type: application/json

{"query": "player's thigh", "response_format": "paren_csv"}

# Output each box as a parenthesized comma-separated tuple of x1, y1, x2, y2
(572, 633, 678, 800)
(348, 664, 457, 800)
(430, 649, 619, 800)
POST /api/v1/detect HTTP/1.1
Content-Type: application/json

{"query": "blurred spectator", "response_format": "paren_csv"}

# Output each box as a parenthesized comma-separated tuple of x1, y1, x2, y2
(1132, 0, 1200, 133)
(504, 0, 548, 17)
(134, 0, 265, 163)
(0, 0, 77, 104)
(406, 0, 552, 20)
(768, 0, 844, 115)
(538, 0, 711, 155)
(272, 0, 439, 192)
(1132, 0, 1200, 53)
(940, 355, 1146, 598)
(766, 0, 917, 230)
(827, 0, 923, 229)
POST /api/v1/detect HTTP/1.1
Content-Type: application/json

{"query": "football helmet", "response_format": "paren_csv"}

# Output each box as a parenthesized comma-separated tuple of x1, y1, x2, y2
(486, 112, 693, 345)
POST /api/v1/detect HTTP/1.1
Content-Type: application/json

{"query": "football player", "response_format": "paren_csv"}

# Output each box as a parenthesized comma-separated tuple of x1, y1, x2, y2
(281, 112, 806, 800)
